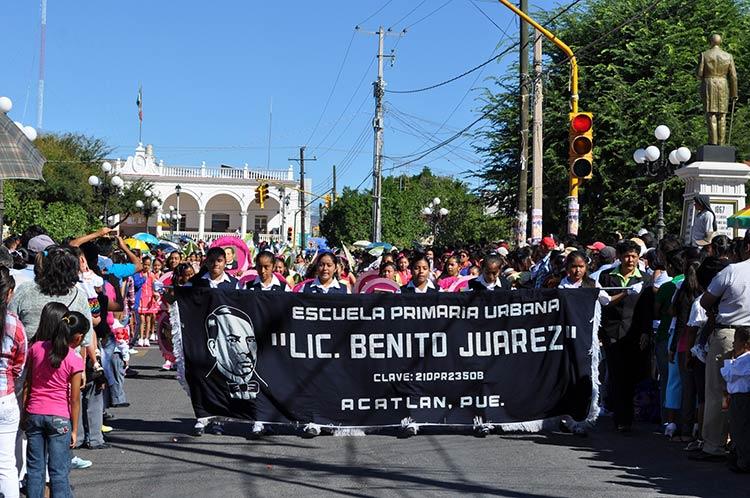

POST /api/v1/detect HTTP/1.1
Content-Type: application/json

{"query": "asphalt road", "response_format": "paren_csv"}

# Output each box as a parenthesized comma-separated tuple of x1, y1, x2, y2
(69, 349, 748, 498)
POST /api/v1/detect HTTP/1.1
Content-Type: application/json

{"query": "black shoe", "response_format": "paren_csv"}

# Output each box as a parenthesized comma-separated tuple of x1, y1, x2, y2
(729, 462, 750, 473)
(84, 443, 112, 450)
(103, 411, 115, 421)
(688, 451, 726, 462)
(192, 426, 204, 437)
(112, 402, 130, 408)
(125, 368, 139, 378)
(206, 424, 224, 436)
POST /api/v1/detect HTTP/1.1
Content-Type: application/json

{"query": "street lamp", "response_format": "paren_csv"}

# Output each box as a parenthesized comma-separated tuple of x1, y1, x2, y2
(88, 161, 124, 224)
(633, 125, 691, 240)
(164, 206, 180, 237)
(421, 197, 449, 244)
(175, 184, 182, 232)
(135, 194, 161, 234)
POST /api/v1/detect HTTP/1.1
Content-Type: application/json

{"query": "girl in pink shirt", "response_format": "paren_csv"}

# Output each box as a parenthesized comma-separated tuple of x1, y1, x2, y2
(23, 305, 88, 498)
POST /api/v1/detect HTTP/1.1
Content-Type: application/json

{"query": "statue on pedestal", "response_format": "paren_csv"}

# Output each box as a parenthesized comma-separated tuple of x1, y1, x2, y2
(697, 34, 738, 145)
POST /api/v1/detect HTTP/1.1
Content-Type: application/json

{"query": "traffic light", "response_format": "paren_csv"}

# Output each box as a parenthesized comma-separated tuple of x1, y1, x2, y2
(324, 194, 331, 209)
(568, 112, 593, 179)
(287, 227, 293, 242)
(255, 184, 270, 209)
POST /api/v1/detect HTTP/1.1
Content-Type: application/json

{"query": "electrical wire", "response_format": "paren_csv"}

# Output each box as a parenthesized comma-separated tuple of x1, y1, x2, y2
(357, 0, 395, 27)
(387, 0, 429, 30)
(403, 0, 454, 30)
(304, 30, 357, 146)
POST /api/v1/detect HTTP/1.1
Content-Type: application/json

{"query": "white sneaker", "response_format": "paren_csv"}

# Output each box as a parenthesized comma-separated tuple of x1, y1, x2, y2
(71, 456, 92, 469)
(665, 422, 677, 438)
(149, 333, 157, 342)
(161, 360, 172, 371)
(137, 338, 144, 347)
(144, 339, 151, 347)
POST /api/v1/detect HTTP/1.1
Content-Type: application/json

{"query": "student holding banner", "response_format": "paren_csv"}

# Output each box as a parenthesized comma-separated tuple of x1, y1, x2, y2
(246, 251, 290, 292)
(302, 253, 349, 294)
(400, 254, 438, 294)
(191, 248, 239, 290)
(467, 254, 510, 292)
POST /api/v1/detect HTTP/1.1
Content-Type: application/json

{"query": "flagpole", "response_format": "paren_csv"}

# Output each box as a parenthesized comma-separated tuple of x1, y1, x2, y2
(137, 84, 143, 144)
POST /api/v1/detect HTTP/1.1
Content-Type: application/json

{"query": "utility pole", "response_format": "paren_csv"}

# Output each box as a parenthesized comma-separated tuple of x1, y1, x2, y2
(289, 147, 316, 249)
(372, 26, 386, 243)
(531, 30, 544, 244)
(332, 164, 337, 204)
(515, 0, 530, 247)
(360, 25, 398, 243)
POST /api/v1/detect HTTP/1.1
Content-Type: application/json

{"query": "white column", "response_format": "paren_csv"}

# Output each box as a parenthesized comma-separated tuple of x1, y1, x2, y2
(198, 209, 206, 240)
(155, 208, 163, 237)
(240, 211, 248, 238)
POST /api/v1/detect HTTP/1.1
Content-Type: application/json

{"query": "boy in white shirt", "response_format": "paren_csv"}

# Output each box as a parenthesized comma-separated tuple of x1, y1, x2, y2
(721, 326, 750, 473)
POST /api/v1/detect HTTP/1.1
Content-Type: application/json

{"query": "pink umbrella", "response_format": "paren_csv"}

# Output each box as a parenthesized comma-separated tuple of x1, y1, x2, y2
(293, 278, 314, 293)
(354, 270, 380, 294)
(360, 278, 401, 294)
(448, 275, 476, 293)
(210, 236, 249, 275)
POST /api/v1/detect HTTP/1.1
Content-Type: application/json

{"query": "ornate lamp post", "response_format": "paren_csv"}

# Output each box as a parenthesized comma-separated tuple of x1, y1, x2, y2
(162, 206, 180, 238)
(421, 197, 449, 244)
(633, 125, 691, 240)
(88, 161, 124, 224)
(175, 184, 182, 232)
(135, 189, 161, 234)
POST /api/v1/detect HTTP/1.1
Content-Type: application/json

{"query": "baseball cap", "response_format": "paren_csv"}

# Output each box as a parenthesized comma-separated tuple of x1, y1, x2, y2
(497, 247, 509, 256)
(541, 236, 556, 250)
(637, 228, 649, 237)
(586, 241, 606, 251)
(599, 246, 616, 262)
(27, 234, 55, 254)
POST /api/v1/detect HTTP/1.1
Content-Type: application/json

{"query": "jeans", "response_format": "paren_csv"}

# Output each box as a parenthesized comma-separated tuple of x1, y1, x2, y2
(76, 381, 104, 447)
(0, 393, 20, 498)
(25, 413, 73, 498)
(703, 328, 735, 455)
(101, 338, 127, 406)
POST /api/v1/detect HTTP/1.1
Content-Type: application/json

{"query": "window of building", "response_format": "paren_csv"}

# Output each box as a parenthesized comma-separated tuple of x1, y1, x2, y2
(211, 213, 230, 232)
(254, 216, 268, 233)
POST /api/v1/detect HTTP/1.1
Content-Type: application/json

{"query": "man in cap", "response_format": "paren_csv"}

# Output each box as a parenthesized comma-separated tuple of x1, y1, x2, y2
(531, 236, 557, 288)
(691, 195, 717, 248)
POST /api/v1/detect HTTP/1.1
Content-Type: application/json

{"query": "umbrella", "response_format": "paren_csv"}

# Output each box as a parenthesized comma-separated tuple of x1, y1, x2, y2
(352, 240, 371, 248)
(727, 205, 750, 229)
(366, 242, 393, 251)
(132, 232, 160, 246)
(0, 111, 45, 180)
(124, 238, 149, 252)
(156, 240, 180, 252)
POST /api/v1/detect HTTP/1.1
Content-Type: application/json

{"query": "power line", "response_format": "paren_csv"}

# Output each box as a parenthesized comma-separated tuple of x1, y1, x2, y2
(304, 30, 357, 146)
(403, 0, 454, 30)
(385, 0, 586, 95)
(311, 56, 376, 152)
(357, 0, 395, 27)
(387, 0, 429, 30)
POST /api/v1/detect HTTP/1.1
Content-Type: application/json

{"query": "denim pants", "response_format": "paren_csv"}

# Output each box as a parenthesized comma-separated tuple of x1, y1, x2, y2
(101, 338, 127, 406)
(0, 393, 20, 498)
(25, 413, 73, 498)
(76, 382, 104, 447)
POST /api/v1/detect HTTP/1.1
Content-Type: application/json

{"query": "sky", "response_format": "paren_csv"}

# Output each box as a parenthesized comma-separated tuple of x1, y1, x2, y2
(2, 0, 565, 197)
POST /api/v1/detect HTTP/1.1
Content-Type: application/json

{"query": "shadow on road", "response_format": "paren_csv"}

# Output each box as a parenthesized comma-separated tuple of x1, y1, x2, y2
(505, 426, 747, 498)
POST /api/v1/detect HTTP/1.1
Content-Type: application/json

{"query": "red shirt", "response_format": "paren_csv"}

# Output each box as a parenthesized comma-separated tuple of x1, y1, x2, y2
(0, 312, 26, 397)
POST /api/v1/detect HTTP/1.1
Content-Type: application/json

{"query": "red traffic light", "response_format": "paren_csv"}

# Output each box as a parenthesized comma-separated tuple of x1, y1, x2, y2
(571, 114, 592, 133)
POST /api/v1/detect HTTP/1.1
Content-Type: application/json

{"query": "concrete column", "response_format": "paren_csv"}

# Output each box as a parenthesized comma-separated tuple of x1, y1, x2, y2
(198, 209, 206, 241)
(240, 211, 248, 238)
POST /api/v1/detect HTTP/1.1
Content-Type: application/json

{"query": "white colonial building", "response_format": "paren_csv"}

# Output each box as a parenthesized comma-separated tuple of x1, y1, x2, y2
(116, 144, 311, 243)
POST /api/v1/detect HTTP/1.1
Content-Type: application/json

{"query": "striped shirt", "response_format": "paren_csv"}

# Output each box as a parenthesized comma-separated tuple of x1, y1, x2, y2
(0, 312, 27, 397)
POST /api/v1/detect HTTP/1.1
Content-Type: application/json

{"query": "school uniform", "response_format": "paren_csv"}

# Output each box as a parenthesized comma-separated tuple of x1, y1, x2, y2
(246, 275, 290, 292)
(302, 278, 349, 294)
(467, 274, 510, 292)
(400, 280, 438, 294)
(192, 272, 239, 290)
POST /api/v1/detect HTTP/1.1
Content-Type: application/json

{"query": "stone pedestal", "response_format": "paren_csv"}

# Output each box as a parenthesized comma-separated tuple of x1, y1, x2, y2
(675, 160, 749, 244)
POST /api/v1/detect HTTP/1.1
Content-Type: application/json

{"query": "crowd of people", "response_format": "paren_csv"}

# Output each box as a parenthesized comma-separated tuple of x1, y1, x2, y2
(0, 204, 748, 496)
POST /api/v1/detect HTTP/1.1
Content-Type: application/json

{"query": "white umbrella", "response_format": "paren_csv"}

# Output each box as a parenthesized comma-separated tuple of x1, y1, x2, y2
(353, 240, 371, 248)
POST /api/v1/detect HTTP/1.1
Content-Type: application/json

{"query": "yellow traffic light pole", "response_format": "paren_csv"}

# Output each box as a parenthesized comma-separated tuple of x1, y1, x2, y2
(497, 0, 583, 234)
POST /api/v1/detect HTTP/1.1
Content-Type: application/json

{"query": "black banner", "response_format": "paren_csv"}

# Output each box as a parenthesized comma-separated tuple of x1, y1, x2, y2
(175, 288, 598, 427)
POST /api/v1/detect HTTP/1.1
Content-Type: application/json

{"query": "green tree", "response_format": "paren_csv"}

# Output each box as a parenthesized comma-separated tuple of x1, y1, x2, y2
(320, 168, 510, 248)
(5, 133, 159, 238)
(475, 0, 750, 240)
